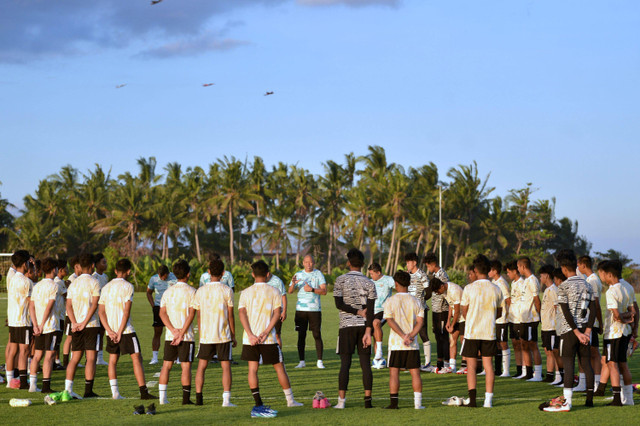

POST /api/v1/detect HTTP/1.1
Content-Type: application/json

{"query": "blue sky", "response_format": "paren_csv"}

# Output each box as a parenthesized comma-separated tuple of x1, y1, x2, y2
(1, 0, 639, 262)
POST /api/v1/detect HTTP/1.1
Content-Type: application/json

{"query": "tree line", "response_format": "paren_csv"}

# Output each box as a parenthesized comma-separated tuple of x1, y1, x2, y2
(0, 146, 596, 274)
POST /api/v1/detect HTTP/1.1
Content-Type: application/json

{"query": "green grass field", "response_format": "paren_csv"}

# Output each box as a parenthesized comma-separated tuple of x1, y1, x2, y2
(1, 293, 639, 424)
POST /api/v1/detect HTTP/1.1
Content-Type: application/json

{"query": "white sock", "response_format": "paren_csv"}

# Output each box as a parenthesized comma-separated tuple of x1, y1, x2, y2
(555, 370, 562, 379)
(29, 374, 37, 388)
(159, 384, 167, 401)
(6, 370, 14, 382)
(534, 365, 542, 377)
(502, 349, 510, 373)
(563, 388, 573, 406)
(375, 342, 383, 359)
(449, 358, 456, 370)
(335, 397, 346, 408)
(484, 392, 493, 407)
(65, 379, 73, 392)
(444, 361, 450, 368)
(98, 350, 103, 359)
(152, 351, 158, 360)
(223, 391, 231, 404)
(578, 372, 586, 386)
(423, 342, 431, 365)
(594, 374, 600, 385)
(110, 379, 119, 396)
(414, 392, 422, 408)
(283, 388, 294, 403)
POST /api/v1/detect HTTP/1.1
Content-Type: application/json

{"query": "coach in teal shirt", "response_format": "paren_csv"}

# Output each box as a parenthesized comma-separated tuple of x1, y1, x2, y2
(288, 255, 327, 369)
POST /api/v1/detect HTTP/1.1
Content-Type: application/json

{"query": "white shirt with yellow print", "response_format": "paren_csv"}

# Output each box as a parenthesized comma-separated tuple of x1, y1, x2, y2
(99, 278, 135, 335)
(238, 283, 281, 345)
(461, 279, 503, 341)
(193, 282, 234, 344)
(67, 273, 101, 328)
(383, 292, 424, 351)
(160, 282, 196, 342)
(7, 271, 33, 327)
(32, 278, 59, 334)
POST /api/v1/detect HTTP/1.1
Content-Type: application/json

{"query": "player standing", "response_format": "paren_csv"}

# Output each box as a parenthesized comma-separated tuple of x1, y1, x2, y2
(367, 262, 395, 368)
(146, 265, 175, 365)
(489, 260, 511, 377)
(405, 253, 433, 372)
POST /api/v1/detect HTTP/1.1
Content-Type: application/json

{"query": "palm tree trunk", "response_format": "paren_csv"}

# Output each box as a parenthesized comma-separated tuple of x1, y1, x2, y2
(385, 216, 398, 274)
(327, 225, 333, 275)
(393, 234, 401, 272)
(195, 220, 201, 262)
(228, 205, 235, 264)
(415, 232, 423, 257)
(162, 228, 168, 259)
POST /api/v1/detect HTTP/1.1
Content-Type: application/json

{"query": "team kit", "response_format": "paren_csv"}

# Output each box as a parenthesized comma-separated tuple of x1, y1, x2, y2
(3, 247, 637, 416)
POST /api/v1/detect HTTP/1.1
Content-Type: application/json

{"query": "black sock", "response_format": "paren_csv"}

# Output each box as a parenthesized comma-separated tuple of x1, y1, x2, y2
(461, 359, 467, 368)
(42, 378, 51, 393)
(595, 382, 607, 394)
(85, 379, 94, 394)
(196, 392, 203, 406)
(525, 366, 533, 379)
(182, 385, 192, 405)
(516, 365, 522, 377)
(364, 396, 373, 408)
(14, 368, 19, 378)
(545, 372, 554, 382)
(251, 387, 263, 406)
(63, 354, 69, 366)
(609, 386, 622, 406)
(468, 389, 477, 407)
(585, 390, 594, 406)
(19, 370, 28, 389)
(495, 353, 503, 375)
(140, 385, 149, 396)
(437, 360, 444, 369)
(559, 367, 564, 378)
(388, 393, 398, 409)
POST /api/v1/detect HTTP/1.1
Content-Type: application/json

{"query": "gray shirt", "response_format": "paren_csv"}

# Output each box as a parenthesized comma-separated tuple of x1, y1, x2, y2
(556, 275, 593, 336)
(333, 271, 377, 329)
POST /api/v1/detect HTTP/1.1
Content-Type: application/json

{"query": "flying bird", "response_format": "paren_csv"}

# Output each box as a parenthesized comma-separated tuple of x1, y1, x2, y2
(115, 84, 127, 89)
(151, 0, 163, 5)
(202, 83, 215, 87)
(264, 91, 274, 96)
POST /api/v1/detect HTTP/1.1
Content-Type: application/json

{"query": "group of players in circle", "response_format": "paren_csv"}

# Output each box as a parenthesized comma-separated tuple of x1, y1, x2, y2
(3, 246, 637, 416)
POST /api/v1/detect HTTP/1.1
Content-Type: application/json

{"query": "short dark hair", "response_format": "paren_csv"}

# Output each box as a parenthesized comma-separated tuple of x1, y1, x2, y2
(158, 265, 169, 277)
(596, 260, 608, 271)
(79, 253, 94, 269)
(42, 257, 57, 274)
(116, 258, 133, 273)
(57, 259, 68, 271)
(490, 260, 502, 274)
(251, 260, 269, 278)
(393, 270, 410, 287)
(552, 268, 566, 281)
(555, 249, 577, 270)
(423, 252, 438, 265)
(347, 248, 365, 268)
(609, 259, 623, 277)
(537, 264, 554, 277)
(69, 255, 80, 267)
(173, 259, 190, 279)
(11, 250, 30, 268)
(600, 261, 621, 279)
(209, 253, 221, 261)
(517, 257, 532, 271)
(430, 277, 445, 293)
(368, 262, 382, 273)
(93, 253, 105, 263)
(209, 259, 225, 278)
(473, 254, 491, 275)
(505, 260, 518, 272)
(404, 253, 418, 262)
(577, 255, 592, 269)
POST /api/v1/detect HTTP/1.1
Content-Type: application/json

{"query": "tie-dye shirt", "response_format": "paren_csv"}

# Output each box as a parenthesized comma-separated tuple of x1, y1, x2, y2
(67, 274, 101, 328)
(445, 282, 465, 323)
(508, 277, 524, 323)
(461, 279, 503, 340)
(193, 282, 234, 344)
(267, 274, 286, 295)
(373, 275, 395, 314)
(147, 273, 177, 306)
(160, 282, 196, 342)
(92, 272, 109, 290)
(7, 271, 33, 327)
(32, 278, 58, 333)
(291, 269, 325, 312)
(98, 278, 135, 335)
(383, 293, 424, 351)
(239, 283, 282, 345)
(53, 276, 67, 320)
(200, 270, 234, 289)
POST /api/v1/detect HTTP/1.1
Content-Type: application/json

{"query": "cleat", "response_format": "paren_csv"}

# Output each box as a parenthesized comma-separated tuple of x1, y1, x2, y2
(84, 391, 100, 398)
(316, 360, 326, 369)
(66, 390, 83, 400)
(29, 387, 41, 393)
(437, 367, 454, 374)
(442, 396, 463, 406)
(456, 367, 468, 375)
(113, 393, 125, 400)
(543, 398, 571, 412)
(146, 403, 156, 415)
(96, 358, 108, 366)
(222, 401, 237, 407)
(287, 399, 304, 407)
(44, 395, 56, 405)
(133, 405, 145, 415)
(295, 361, 306, 369)
(149, 359, 158, 365)
(420, 363, 436, 373)
(251, 405, 277, 418)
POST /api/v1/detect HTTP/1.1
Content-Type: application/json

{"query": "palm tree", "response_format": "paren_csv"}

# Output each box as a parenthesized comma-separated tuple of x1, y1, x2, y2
(317, 160, 348, 274)
(290, 165, 318, 265)
(181, 166, 208, 262)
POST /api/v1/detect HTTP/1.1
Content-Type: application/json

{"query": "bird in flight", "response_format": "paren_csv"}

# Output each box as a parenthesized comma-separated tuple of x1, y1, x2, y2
(116, 84, 127, 89)
(264, 91, 274, 96)
(151, 0, 163, 5)
(202, 83, 215, 87)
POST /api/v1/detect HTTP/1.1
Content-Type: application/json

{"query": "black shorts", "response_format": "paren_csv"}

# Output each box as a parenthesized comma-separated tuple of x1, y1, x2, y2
(198, 342, 232, 361)
(64, 316, 72, 336)
(241, 344, 283, 365)
(541, 330, 558, 351)
(163, 340, 195, 363)
(558, 329, 591, 359)
(603, 335, 631, 363)
(496, 323, 509, 342)
(374, 312, 384, 322)
(55, 330, 63, 350)
(509, 322, 521, 340)
(106, 333, 141, 355)
(72, 327, 102, 352)
(452, 321, 465, 336)
(274, 319, 282, 335)
(152, 306, 163, 327)
(35, 332, 59, 352)
(590, 330, 599, 348)
(337, 326, 371, 356)
(294, 311, 322, 334)
(522, 322, 539, 342)
(9, 326, 33, 345)
(460, 339, 497, 358)
(388, 350, 421, 369)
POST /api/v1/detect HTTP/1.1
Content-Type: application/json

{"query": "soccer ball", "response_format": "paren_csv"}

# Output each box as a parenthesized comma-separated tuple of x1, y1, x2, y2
(372, 358, 387, 369)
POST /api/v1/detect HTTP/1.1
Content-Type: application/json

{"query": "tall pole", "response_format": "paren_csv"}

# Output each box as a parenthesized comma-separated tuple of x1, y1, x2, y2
(439, 185, 442, 267)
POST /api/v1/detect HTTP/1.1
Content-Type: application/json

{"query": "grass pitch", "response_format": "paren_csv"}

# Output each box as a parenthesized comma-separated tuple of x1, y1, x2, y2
(1, 293, 638, 424)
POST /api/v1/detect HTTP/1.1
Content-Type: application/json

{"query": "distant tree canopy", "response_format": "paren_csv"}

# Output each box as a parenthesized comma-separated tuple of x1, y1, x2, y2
(0, 146, 604, 273)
